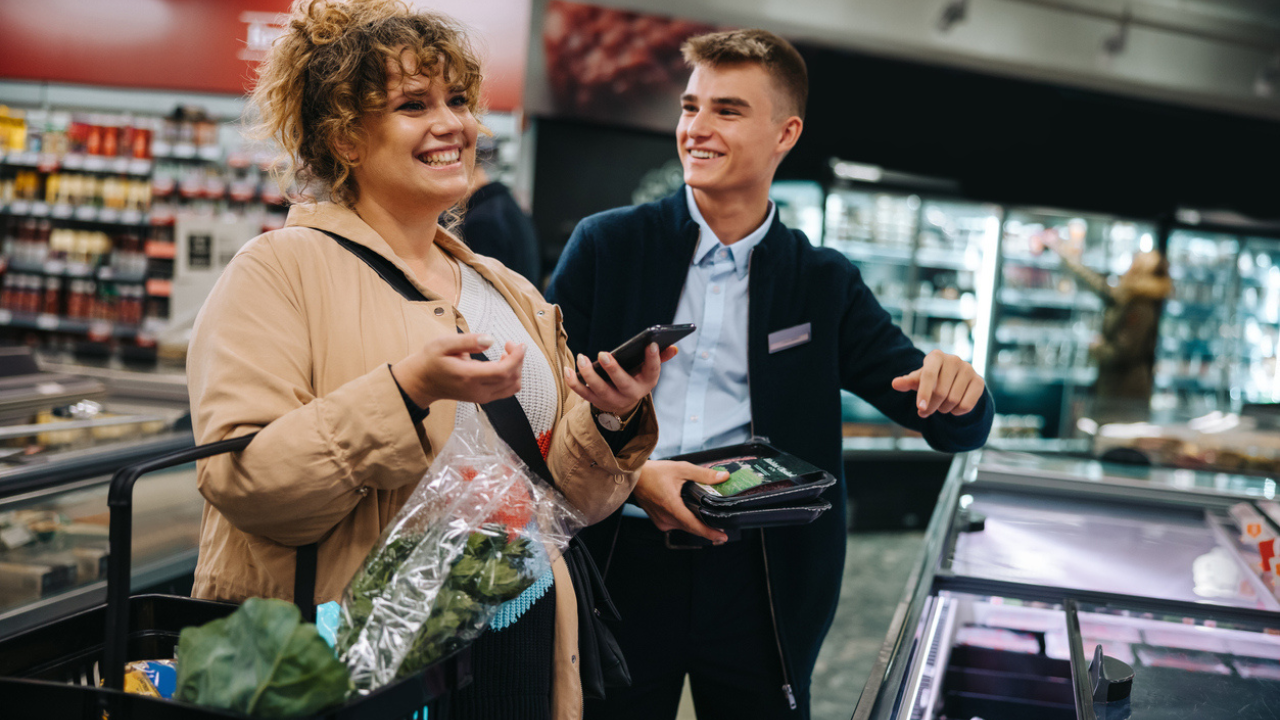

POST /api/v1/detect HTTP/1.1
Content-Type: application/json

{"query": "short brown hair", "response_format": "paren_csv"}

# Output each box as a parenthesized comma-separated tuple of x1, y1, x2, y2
(250, 0, 483, 206)
(681, 29, 807, 121)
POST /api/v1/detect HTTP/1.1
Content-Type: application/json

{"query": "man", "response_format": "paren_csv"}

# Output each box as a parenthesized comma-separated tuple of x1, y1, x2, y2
(546, 29, 993, 720)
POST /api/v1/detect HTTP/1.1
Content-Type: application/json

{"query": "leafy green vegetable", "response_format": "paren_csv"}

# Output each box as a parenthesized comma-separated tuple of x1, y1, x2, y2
(175, 597, 352, 718)
(338, 523, 541, 687)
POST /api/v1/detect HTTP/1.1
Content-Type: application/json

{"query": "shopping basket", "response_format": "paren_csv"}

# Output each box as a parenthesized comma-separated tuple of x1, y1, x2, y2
(0, 433, 472, 719)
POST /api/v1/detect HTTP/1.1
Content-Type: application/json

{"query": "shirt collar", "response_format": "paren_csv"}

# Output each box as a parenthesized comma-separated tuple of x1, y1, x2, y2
(685, 185, 775, 279)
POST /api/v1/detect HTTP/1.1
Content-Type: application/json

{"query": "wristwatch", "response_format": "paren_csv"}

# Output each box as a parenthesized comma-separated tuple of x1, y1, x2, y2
(593, 407, 624, 432)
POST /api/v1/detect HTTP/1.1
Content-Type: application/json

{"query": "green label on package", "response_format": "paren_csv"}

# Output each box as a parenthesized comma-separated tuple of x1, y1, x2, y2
(698, 453, 814, 497)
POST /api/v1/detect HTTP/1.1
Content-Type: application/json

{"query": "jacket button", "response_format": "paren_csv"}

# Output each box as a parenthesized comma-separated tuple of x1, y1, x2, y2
(358, 486, 369, 496)
(434, 307, 445, 316)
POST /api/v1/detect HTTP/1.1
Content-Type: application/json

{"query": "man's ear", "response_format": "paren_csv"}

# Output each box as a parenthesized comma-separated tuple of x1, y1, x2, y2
(777, 116, 803, 155)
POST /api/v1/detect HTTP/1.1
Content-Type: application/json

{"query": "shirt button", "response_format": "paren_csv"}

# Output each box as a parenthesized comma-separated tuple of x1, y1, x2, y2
(711, 285, 721, 294)
(700, 351, 710, 360)
(433, 307, 445, 316)
(690, 415, 698, 422)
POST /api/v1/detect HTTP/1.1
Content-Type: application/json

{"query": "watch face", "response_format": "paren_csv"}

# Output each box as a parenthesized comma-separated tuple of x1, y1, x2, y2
(598, 412, 622, 431)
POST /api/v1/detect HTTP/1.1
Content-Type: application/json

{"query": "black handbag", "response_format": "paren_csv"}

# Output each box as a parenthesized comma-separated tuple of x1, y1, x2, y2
(317, 228, 631, 699)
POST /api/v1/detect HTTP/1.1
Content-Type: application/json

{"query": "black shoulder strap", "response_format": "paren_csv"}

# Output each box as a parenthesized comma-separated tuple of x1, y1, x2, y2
(312, 227, 556, 488)
(313, 228, 430, 302)
(294, 542, 318, 622)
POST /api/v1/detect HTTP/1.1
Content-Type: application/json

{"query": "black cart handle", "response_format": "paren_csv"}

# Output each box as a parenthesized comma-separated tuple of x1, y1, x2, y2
(103, 431, 258, 691)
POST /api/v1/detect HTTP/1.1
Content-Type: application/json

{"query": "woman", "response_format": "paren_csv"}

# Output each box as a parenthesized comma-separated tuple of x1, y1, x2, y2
(1047, 235, 1173, 423)
(186, 1, 666, 717)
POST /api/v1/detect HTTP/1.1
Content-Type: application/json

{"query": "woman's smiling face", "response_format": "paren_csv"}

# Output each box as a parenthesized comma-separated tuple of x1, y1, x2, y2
(349, 50, 478, 216)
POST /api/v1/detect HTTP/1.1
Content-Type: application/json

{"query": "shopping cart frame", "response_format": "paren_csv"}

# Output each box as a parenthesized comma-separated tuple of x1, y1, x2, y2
(0, 432, 471, 719)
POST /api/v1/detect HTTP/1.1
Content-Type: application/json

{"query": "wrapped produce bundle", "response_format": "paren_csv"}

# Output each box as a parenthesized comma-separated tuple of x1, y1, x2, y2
(336, 413, 584, 692)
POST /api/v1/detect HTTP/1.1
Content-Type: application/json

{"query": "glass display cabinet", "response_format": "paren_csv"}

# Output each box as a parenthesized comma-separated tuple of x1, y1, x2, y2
(823, 185, 999, 447)
(854, 450, 1280, 720)
(990, 209, 1155, 440)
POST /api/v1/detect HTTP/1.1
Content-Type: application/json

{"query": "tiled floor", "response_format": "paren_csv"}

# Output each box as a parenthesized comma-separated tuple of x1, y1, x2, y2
(676, 531, 926, 720)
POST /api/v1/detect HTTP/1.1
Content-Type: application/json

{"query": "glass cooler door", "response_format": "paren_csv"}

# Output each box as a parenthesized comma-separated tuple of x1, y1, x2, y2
(1233, 237, 1280, 407)
(991, 210, 1155, 440)
(1154, 230, 1239, 417)
(823, 187, 999, 444)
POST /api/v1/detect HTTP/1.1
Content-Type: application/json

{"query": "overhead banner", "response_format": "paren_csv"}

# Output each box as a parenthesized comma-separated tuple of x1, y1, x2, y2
(0, 0, 527, 111)
(527, 0, 720, 133)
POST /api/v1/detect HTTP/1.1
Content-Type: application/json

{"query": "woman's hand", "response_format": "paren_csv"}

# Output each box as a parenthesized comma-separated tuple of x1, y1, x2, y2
(392, 333, 524, 408)
(563, 342, 678, 416)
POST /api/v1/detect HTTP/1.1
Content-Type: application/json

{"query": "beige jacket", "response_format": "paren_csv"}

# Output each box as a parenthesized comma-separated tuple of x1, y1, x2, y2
(187, 202, 655, 719)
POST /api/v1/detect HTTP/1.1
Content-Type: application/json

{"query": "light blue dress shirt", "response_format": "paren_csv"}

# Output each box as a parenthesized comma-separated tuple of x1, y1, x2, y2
(652, 186, 776, 459)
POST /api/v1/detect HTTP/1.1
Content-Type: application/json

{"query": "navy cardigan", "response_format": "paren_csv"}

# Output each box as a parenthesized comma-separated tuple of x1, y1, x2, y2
(546, 188, 993, 688)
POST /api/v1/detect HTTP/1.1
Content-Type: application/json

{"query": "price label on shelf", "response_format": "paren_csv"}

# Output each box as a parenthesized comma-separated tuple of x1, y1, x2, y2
(51, 203, 73, 219)
(120, 209, 142, 225)
(35, 314, 61, 331)
(37, 153, 60, 173)
(83, 155, 108, 172)
(43, 260, 66, 275)
(10, 200, 30, 216)
(127, 159, 152, 175)
(74, 205, 98, 221)
(173, 143, 197, 159)
(30, 202, 49, 217)
(0, 309, 12, 325)
(62, 153, 85, 170)
(111, 157, 130, 174)
(98, 208, 121, 224)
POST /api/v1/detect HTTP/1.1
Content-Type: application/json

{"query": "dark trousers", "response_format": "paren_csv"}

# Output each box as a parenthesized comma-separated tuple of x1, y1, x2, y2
(584, 517, 809, 720)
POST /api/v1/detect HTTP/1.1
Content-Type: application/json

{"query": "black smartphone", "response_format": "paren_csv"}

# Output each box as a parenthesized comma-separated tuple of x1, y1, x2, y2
(579, 324, 696, 386)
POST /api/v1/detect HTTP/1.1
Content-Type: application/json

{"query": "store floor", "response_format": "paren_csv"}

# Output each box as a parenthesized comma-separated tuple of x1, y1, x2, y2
(674, 530, 926, 720)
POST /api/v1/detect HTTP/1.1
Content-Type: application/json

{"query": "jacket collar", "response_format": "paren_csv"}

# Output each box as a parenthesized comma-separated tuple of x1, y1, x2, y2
(284, 201, 520, 302)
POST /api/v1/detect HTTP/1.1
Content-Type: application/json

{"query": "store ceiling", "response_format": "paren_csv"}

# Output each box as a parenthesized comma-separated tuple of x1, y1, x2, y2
(592, 0, 1280, 122)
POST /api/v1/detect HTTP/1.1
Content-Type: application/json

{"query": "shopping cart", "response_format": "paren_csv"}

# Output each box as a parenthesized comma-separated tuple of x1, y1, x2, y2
(0, 433, 472, 719)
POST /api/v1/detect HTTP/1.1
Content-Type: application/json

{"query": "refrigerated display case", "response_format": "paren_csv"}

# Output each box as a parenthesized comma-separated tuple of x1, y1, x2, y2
(1154, 230, 1239, 418)
(822, 184, 999, 442)
(853, 450, 1280, 720)
(990, 209, 1155, 440)
(1234, 238, 1280, 407)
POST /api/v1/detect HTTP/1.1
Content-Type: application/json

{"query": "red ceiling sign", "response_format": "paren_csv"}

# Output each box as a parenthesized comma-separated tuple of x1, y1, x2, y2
(0, 0, 526, 111)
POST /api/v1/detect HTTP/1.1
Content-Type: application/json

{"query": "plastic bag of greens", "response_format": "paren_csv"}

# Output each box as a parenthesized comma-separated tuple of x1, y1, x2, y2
(335, 412, 585, 692)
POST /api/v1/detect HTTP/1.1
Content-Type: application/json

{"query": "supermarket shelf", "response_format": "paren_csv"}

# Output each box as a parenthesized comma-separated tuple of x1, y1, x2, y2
(991, 365, 1097, 384)
(915, 246, 978, 271)
(999, 288, 1102, 311)
(914, 297, 976, 320)
(994, 326, 1082, 344)
(999, 251, 1061, 270)
(4, 259, 146, 284)
(1, 201, 149, 226)
(828, 240, 913, 264)
(0, 309, 139, 339)
(2, 151, 152, 176)
(1154, 373, 1223, 389)
(1164, 300, 1228, 318)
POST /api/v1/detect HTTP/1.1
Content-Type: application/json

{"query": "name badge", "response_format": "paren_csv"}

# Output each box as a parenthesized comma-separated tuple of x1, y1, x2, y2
(768, 322, 811, 353)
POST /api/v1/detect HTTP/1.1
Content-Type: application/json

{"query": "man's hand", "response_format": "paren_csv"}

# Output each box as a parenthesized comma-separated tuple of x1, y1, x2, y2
(891, 349, 985, 418)
(632, 460, 730, 544)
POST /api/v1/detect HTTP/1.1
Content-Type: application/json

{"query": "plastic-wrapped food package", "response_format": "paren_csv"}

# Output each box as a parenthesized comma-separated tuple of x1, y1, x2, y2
(336, 413, 585, 692)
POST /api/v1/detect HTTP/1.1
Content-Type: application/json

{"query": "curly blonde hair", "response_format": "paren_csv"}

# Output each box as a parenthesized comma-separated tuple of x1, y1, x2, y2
(250, 0, 484, 207)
